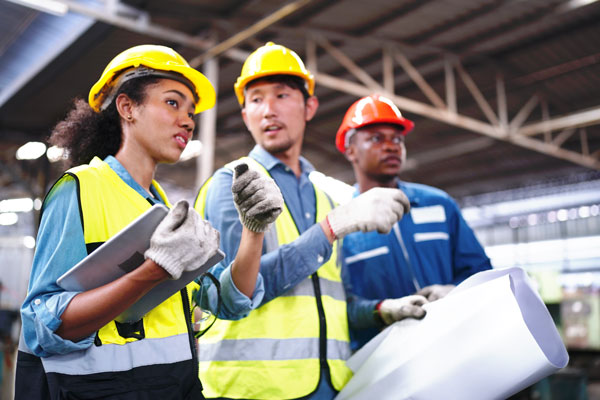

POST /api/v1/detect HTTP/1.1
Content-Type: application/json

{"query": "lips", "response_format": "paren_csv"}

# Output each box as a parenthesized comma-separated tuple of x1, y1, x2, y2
(382, 155, 402, 164)
(174, 132, 190, 149)
(262, 122, 284, 136)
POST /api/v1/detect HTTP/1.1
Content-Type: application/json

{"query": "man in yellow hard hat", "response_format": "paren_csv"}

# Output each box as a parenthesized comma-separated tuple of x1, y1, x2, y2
(194, 43, 426, 400)
(336, 94, 493, 351)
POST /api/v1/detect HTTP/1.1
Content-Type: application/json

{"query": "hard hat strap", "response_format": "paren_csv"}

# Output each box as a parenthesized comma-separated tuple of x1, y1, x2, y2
(99, 66, 198, 111)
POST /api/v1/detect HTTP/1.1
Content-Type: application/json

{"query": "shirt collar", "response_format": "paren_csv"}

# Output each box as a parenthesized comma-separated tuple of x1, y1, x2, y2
(103, 155, 161, 201)
(249, 144, 315, 176)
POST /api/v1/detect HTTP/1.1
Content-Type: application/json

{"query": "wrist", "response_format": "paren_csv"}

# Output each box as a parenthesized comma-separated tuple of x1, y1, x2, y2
(321, 217, 337, 243)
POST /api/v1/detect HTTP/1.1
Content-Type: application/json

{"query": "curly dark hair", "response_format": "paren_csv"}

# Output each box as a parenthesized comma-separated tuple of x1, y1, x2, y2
(49, 76, 160, 168)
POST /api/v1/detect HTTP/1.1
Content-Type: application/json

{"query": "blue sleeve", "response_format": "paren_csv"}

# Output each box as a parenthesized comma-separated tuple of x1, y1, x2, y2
(448, 199, 492, 284)
(202, 168, 333, 306)
(20, 176, 95, 357)
(195, 168, 264, 320)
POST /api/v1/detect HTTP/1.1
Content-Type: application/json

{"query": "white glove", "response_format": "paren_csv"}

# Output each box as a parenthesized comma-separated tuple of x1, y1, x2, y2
(417, 284, 455, 301)
(144, 200, 220, 280)
(231, 163, 283, 232)
(326, 187, 410, 239)
(378, 295, 428, 325)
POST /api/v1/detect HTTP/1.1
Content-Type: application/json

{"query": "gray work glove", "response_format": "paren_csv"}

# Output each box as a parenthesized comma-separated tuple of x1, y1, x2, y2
(378, 295, 428, 326)
(417, 284, 455, 301)
(326, 187, 410, 239)
(144, 200, 220, 280)
(231, 163, 284, 232)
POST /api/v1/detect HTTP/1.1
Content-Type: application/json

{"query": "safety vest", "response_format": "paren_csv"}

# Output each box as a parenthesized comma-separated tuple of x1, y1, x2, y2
(37, 157, 203, 399)
(195, 157, 352, 400)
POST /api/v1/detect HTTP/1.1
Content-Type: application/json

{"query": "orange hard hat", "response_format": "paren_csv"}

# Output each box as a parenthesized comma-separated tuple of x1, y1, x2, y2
(335, 94, 414, 153)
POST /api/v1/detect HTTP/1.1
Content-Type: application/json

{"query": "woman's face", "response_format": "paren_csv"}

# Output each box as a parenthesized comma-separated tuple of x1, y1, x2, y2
(128, 78, 196, 164)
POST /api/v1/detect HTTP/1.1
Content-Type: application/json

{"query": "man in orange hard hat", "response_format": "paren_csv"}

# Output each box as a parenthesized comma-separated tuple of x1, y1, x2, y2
(336, 94, 493, 350)
(194, 44, 426, 400)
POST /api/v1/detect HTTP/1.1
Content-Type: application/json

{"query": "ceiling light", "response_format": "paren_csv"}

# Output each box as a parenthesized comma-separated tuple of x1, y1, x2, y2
(0, 198, 34, 213)
(23, 236, 36, 249)
(47, 145, 66, 162)
(0, 213, 19, 226)
(5, 0, 69, 16)
(16, 141, 47, 160)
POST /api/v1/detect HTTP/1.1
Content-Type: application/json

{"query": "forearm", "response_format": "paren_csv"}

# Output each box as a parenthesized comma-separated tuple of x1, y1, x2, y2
(56, 260, 169, 341)
(230, 227, 264, 297)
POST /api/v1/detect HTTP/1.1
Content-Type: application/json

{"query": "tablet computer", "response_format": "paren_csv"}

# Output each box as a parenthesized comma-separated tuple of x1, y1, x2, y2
(57, 204, 224, 322)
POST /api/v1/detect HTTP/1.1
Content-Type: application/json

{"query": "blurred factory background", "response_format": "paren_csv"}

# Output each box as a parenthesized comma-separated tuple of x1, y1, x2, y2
(1, 0, 599, 398)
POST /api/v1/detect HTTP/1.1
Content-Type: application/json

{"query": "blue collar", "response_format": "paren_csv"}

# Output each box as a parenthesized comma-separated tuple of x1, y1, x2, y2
(103, 155, 161, 202)
(249, 144, 315, 176)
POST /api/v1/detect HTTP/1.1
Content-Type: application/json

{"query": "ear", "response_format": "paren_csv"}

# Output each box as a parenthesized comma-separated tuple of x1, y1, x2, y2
(304, 96, 319, 122)
(115, 93, 135, 122)
(344, 143, 357, 164)
(241, 108, 250, 130)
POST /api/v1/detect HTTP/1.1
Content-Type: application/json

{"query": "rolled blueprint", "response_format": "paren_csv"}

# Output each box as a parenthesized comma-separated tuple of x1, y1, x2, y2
(336, 267, 569, 400)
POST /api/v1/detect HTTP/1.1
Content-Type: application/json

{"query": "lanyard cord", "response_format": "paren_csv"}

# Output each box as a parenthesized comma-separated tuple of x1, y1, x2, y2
(392, 223, 421, 292)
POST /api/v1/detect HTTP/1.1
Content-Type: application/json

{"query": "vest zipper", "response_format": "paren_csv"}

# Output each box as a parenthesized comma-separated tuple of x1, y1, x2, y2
(311, 273, 331, 382)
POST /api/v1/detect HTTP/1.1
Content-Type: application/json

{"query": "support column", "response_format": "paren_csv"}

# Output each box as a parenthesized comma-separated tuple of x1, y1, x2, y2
(196, 56, 219, 188)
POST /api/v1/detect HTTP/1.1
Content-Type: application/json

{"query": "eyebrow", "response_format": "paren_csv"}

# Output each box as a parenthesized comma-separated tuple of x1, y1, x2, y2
(164, 89, 196, 111)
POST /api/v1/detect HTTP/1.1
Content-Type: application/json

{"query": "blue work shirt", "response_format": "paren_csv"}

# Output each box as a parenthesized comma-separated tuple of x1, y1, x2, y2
(20, 156, 262, 358)
(342, 181, 492, 350)
(203, 145, 334, 303)
(202, 145, 347, 399)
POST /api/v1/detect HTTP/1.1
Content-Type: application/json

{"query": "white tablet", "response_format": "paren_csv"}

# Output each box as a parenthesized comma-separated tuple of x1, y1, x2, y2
(57, 204, 224, 322)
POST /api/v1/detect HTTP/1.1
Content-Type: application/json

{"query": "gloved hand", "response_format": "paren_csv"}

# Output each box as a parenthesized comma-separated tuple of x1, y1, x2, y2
(377, 295, 428, 325)
(145, 200, 220, 280)
(326, 187, 410, 239)
(231, 163, 283, 232)
(416, 284, 455, 301)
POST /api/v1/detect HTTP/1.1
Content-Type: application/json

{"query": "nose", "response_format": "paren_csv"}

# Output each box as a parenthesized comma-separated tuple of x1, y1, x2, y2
(180, 112, 195, 132)
(382, 137, 401, 152)
(262, 96, 277, 118)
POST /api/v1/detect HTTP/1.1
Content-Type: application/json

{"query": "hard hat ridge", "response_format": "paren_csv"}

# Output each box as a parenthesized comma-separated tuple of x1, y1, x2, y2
(335, 94, 415, 153)
(88, 44, 216, 114)
(234, 42, 315, 105)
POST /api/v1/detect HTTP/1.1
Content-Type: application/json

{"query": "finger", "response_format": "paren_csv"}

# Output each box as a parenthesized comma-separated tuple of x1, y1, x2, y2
(160, 200, 189, 232)
(410, 306, 427, 319)
(394, 190, 411, 213)
(232, 170, 261, 197)
(233, 162, 249, 178)
(410, 295, 429, 306)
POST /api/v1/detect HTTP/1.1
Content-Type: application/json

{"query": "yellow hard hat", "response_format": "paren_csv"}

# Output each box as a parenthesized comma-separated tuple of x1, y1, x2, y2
(234, 42, 315, 105)
(88, 44, 215, 114)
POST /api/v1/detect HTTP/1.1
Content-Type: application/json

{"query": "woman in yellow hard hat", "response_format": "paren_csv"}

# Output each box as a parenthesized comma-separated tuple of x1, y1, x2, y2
(15, 44, 282, 399)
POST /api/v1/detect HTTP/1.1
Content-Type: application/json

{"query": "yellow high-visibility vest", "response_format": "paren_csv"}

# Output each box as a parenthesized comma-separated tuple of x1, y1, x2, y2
(195, 157, 352, 399)
(39, 157, 202, 397)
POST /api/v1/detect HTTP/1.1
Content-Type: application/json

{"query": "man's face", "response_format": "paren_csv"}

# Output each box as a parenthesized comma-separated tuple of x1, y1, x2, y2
(241, 80, 317, 155)
(346, 123, 407, 182)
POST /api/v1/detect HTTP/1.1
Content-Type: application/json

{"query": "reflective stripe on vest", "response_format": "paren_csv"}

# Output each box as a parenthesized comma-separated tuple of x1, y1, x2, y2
(199, 337, 352, 362)
(195, 157, 352, 400)
(42, 157, 196, 375)
(41, 333, 192, 374)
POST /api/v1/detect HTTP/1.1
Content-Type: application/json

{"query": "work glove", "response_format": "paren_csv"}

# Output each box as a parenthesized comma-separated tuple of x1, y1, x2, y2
(377, 295, 428, 326)
(231, 163, 284, 232)
(417, 284, 455, 301)
(145, 200, 220, 280)
(326, 187, 410, 239)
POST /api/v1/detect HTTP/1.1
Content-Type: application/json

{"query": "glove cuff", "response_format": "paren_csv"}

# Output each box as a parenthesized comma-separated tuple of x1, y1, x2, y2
(240, 214, 269, 232)
(326, 209, 352, 239)
(144, 247, 181, 280)
(234, 203, 269, 233)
